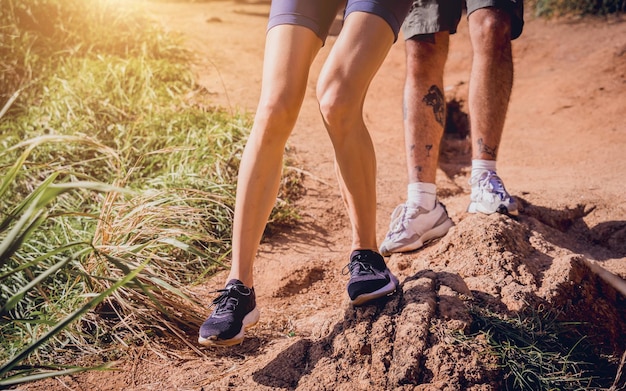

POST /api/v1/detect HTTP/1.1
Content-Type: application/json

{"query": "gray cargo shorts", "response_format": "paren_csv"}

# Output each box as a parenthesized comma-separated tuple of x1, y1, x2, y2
(402, 0, 524, 40)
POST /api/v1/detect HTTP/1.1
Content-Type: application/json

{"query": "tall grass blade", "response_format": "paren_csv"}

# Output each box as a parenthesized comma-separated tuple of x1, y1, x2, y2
(1, 178, 126, 266)
(0, 208, 47, 266)
(0, 147, 34, 202)
(0, 257, 149, 378)
(159, 237, 228, 268)
(0, 90, 20, 120)
(0, 254, 73, 315)
(0, 362, 116, 387)
(34, 182, 130, 210)
(95, 249, 169, 315)
(0, 172, 59, 232)
(0, 242, 87, 280)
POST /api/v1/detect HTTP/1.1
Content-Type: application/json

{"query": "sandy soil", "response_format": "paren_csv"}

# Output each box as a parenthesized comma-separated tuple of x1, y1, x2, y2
(19, 1, 626, 390)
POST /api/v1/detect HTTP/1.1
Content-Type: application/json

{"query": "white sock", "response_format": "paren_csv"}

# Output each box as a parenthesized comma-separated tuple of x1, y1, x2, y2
(407, 182, 436, 210)
(471, 159, 497, 178)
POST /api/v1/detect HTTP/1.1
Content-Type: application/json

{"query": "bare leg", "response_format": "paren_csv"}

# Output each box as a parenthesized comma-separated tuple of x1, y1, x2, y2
(466, 8, 519, 216)
(468, 7, 513, 161)
(378, 32, 454, 257)
(403, 32, 449, 184)
(316, 11, 396, 252)
(227, 25, 322, 287)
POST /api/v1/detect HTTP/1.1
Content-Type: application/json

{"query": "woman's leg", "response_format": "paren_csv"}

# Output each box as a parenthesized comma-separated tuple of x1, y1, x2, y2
(199, 25, 322, 346)
(317, 11, 402, 306)
(228, 25, 323, 288)
(316, 11, 395, 252)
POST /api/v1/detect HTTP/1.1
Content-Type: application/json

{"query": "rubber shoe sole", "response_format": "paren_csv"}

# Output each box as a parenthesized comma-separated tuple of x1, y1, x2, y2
(350, 273, 399, 306)
(380, 217, 453, 256)
(197, 307, 260, 347)
(467, 201, 519, 216)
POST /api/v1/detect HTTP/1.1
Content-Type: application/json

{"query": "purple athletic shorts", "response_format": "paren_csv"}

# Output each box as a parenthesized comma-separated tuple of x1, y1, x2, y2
(268, 0, 413, 43)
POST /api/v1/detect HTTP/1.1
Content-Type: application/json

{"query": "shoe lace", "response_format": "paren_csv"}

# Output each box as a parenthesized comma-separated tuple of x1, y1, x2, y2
(343, 255, 375, 277)
(210, 285, 247, 315)
(471, 171, 507, 200)
(387, 204, 410, 236)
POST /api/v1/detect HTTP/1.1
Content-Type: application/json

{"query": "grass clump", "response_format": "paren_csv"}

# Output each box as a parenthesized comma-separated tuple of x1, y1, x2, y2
(0, 0, 301, 385)
(464, 304, 618, 390)
(531, 0, 625, 16)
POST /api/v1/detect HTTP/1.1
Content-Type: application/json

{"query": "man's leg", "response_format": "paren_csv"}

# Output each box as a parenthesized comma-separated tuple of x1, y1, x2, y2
(467, 7, 518, 215)
(403, 33, 449, 186)
(468, 7, 512, 161)
(379, 32, 454, 256)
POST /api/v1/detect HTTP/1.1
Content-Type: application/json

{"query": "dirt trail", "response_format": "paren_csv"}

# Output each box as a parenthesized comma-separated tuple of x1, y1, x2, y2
(22, 1, 626, 390)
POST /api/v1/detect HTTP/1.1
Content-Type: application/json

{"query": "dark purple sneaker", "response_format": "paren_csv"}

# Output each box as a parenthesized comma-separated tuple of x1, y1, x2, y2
(198, 279, 260, 346)
(344, 250, 399, 306)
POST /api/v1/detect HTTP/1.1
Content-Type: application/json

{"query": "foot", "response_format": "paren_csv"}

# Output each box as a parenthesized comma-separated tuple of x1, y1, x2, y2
(379, 201, 454, 256)
(198, 279, 260, 347)
(344, 250, 399, 306)
(467, 170, 518, 216)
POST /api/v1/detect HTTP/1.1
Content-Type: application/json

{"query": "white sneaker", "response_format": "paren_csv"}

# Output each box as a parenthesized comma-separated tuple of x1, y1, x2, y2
(467, 170, 518, 216)
(379, 201, 454, 256)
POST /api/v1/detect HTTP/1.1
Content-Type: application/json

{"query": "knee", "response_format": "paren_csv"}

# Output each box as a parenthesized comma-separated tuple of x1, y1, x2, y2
(405, 34, 449, 79)
(470, 9, 512, 52)
(254, 97, 300, 137)
(316, 81, 359, 141)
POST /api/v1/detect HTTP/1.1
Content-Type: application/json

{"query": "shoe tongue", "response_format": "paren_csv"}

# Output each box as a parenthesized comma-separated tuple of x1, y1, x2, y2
(350, 249, 370, 260)
(225, 279, 245, 289)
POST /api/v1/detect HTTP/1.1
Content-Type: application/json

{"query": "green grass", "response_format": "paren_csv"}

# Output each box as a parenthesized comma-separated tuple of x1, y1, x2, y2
(460, 304, 619, 390)
(530, 0, 625, 16)
(0, 0, 301, 385)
